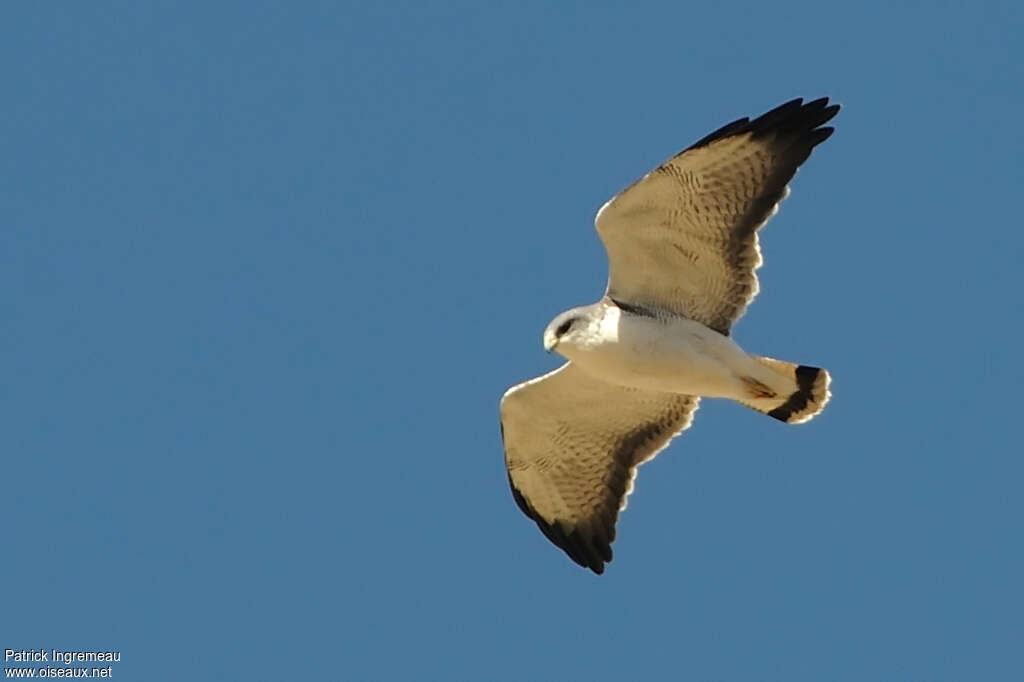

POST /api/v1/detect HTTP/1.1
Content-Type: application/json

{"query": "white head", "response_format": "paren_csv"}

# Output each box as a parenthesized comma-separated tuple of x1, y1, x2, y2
(542, 304, 604, 356)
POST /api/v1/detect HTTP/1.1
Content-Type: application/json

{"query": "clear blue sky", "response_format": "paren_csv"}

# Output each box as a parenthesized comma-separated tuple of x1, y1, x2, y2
(2, 2, 1022, 680)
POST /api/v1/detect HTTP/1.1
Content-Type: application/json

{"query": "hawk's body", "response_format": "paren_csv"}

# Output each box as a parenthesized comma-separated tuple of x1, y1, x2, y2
(548, 301, 786, 400)
(501, 97, 839, 573)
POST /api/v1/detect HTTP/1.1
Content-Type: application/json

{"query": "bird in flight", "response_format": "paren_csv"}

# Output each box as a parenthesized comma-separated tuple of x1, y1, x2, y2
(500, 97, 839, 574)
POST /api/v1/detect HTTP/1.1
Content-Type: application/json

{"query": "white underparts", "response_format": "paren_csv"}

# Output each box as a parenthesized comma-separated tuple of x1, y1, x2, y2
(555, 305, 791, 401)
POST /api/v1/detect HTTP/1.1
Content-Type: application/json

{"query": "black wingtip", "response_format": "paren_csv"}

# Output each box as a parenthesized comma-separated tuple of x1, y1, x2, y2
(749, 97, 839, 141)
(507, 474, 611, 575)
(686, 97, 840, 152)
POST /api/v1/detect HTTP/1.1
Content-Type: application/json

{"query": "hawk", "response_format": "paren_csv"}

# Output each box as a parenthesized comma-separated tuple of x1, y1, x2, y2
(500, 97, 839, 574)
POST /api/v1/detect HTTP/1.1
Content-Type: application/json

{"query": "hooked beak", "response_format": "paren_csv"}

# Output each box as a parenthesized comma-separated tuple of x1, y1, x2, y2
(543, 333, 558, 353)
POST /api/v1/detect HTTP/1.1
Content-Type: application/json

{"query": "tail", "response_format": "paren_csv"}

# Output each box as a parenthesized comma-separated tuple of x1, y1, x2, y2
(738, 356, 832, 424)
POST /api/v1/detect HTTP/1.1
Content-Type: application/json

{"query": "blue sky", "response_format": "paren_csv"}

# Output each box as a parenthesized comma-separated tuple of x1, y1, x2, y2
(2, 2, 1022, 680)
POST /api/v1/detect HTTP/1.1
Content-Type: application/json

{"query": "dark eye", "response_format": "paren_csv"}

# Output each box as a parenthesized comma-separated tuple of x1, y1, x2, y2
(555, 319, 573, 337)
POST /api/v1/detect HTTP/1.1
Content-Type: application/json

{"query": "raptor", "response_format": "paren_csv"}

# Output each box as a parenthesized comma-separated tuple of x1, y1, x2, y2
(500, 97, 839, 574)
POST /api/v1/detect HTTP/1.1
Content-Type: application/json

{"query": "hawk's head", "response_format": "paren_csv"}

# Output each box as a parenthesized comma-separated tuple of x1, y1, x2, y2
(542, 304, 604, 355)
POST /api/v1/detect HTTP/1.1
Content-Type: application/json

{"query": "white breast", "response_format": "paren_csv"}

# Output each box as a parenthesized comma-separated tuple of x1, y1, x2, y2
(560, 308, 757, 398)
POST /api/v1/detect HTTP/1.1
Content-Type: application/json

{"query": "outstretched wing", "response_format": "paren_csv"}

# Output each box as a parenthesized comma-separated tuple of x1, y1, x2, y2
(595, 97, 840, 334)
(500, 363, 699, 574)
